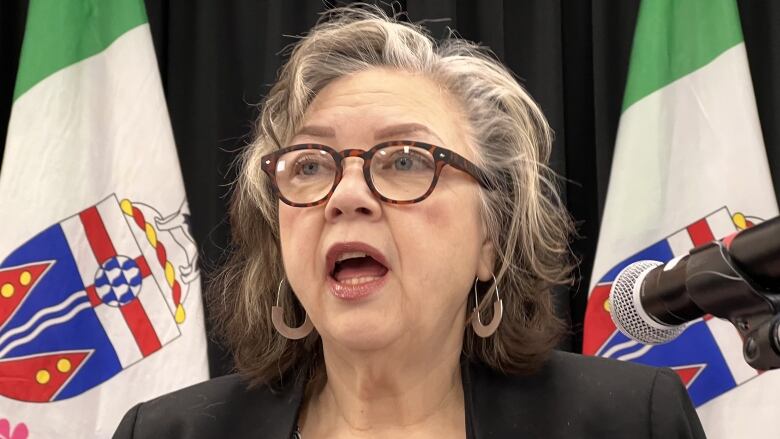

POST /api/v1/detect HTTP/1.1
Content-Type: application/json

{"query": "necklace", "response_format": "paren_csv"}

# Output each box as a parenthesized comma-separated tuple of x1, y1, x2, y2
(292, 425, 302, 439)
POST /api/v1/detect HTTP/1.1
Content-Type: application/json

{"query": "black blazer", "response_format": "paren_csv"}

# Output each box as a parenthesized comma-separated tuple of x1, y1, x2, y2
(113, 351, 705, 438)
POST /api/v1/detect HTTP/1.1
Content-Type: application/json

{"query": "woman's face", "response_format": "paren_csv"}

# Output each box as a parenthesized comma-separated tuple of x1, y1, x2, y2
(278, 68, 494, 353)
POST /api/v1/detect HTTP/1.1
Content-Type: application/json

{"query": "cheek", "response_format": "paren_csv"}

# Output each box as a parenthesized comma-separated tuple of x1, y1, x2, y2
(277, 205, 299, 257)
(399, 188, 483, 296)
(429, 209, 481, 264)
(423, 184, 483, 250)
(278, 205, 322, 292)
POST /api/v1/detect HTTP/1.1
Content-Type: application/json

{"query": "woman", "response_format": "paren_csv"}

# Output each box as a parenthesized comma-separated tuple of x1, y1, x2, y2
(114, 6, 704, 438)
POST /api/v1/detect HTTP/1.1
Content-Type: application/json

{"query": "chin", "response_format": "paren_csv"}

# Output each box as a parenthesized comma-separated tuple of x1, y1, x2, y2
(323, 315, 401, 352)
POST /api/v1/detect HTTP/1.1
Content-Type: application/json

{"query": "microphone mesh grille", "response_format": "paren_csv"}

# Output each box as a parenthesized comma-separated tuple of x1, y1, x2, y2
(609, 260, 686, 345)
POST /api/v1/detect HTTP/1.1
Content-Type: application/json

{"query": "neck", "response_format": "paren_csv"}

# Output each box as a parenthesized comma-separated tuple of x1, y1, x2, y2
(301, 330, 467, 437)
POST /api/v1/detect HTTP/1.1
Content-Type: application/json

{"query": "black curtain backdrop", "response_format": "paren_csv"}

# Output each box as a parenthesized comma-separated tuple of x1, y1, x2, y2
(1, 1, 779, 378)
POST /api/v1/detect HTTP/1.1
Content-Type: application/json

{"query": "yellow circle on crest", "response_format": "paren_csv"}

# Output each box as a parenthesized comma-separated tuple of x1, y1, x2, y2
(120, 199, 134, 215)
(603, 299, 611, 313)
(175, 304, 186, 324)
(36, 369, 51, 384)
(733, 212, 747, 230)
(145, 223, 158, 247)
(1, 283, 14, 298)
(57, 358, 72, 373)
(164, 262, 175, 286)
(19, 271, 32, 286)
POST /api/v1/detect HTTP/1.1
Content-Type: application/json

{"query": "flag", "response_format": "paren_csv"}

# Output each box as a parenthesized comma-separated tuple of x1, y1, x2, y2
(582, 0, 779, 437)
(0, 0, 209, 436)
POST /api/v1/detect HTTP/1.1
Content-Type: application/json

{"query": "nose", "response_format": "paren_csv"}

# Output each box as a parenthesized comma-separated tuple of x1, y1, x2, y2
(324, 157, 382, 222)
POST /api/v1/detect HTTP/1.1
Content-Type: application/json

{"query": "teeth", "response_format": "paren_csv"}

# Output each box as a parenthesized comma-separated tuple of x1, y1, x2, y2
(336, 251, 367, 263)
(339, 275, 381, 285)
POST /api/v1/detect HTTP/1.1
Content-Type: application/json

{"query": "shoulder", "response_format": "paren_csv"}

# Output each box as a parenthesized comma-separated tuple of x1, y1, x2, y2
(112, 374, 302, 439)
(466, 351, 705, 438)
(540, 349, 667, 390)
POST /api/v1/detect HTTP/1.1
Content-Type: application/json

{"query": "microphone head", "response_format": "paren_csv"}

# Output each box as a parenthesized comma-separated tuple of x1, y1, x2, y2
(609, 260, 687, 345)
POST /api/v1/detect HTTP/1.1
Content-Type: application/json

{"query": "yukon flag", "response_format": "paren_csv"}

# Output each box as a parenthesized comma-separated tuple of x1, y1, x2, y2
(582, 0, 779, 437)
(0, 0, 209, 437)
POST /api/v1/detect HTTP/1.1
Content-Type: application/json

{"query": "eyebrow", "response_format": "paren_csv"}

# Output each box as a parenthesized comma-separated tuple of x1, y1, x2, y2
(296, 125, 336, 138)
(374, 123, 441, 142)
(295, 122, 443, 144)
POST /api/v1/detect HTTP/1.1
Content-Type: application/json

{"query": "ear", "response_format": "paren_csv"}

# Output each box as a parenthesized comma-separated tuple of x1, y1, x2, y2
(476, 234, 495, 282)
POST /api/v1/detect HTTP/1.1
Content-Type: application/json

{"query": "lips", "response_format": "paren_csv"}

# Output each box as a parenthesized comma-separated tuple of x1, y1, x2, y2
(332, 256, 388, 282)
(325, 242, 390, 300)
(325, 242, 387, 275)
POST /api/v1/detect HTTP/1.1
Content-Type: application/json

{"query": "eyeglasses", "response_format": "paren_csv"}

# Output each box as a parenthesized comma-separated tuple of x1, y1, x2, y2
(261, 140, 493, 207)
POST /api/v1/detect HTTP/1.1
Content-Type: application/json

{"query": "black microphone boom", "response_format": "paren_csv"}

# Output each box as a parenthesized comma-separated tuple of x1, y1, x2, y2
(609, 215, 780, 370)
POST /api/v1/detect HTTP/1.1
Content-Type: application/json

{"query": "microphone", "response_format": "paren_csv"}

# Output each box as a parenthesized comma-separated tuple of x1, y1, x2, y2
(609, 215, 780, 368)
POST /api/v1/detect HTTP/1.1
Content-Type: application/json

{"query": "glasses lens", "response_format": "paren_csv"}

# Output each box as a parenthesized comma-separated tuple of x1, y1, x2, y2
(370, 144, 436, 202)
(275, 148, 337, 204)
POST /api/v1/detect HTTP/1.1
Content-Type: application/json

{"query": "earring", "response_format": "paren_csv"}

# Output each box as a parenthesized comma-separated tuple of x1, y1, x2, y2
(271, 278, 314, 340)
(471, 274, 503, 338)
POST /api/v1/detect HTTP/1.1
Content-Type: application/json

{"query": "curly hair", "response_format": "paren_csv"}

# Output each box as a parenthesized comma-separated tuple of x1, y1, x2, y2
(209, 5, 574, 390)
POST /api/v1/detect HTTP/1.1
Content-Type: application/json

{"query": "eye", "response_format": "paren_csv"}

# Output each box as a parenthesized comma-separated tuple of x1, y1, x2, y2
(290, 152, 333, 177)
(299, 160, 319, 175)
(380, 148, 433, 172)
(394, 155, 413, 171)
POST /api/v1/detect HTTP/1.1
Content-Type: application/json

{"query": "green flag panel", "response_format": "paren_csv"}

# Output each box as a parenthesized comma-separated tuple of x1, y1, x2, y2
(13, 0, 147, 101)
(622, 0, 743, 111)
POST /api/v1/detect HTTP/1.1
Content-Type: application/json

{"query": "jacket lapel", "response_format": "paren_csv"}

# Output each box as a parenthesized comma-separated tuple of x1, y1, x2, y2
(241, 376, 304, 438)
(464, 357, 539, 438)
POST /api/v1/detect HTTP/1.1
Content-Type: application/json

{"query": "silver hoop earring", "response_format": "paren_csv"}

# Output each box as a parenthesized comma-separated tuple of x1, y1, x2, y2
(471, 274, 503, 338)
(271, 278, 314, 340)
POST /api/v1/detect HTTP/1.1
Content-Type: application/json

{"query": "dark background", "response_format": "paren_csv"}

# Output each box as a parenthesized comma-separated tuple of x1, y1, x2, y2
(1, 1, 779, 377)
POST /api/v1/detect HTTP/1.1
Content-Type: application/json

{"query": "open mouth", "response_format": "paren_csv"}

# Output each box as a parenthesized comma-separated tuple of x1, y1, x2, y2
(330, 252, 389, 285)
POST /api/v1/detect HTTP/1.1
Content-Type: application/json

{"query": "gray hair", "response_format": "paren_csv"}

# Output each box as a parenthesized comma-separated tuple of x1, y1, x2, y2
(210, 5, 574, 388)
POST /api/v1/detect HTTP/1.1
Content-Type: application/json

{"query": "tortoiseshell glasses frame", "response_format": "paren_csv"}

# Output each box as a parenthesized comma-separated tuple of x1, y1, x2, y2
(260, 140, 494, 207)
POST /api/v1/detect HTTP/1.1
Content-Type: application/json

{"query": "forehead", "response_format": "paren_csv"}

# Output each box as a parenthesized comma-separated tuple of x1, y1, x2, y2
(297, 68, 471, 154)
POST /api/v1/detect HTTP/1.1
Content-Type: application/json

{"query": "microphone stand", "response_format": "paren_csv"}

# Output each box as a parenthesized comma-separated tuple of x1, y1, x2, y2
(684, 217, 780, 370)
